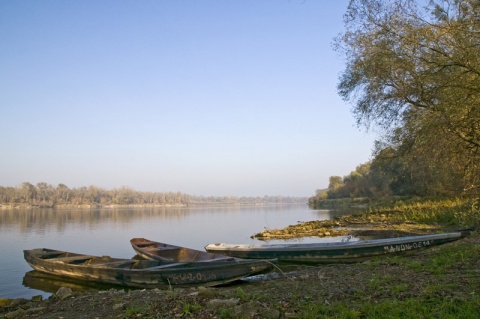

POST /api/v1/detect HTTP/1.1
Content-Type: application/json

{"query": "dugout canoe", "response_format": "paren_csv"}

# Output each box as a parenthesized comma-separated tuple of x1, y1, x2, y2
(24, 248, 275, 288)
(205, 231, 470, 263)
(130, 237, 238, 262)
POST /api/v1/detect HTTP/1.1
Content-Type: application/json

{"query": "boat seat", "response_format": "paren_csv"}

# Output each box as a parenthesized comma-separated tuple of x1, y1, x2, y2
(134, 242, 157, 247)
(51, 255, 96, 263)
(38, 251, 65, 258)
(134, 241, 179, 248)
(90, 260, 136, 268)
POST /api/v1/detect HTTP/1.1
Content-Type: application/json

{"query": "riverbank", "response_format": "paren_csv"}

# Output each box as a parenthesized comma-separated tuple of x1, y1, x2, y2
(2, 218, 479, 318)
(1, 230, 479, 318)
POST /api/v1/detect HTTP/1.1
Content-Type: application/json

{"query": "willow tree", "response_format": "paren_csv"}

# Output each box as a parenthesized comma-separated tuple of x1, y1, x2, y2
(335, 0, 480, 196)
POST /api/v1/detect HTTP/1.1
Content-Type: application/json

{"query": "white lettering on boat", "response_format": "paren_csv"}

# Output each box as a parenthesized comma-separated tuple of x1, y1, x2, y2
(383, 240, 433, 253)
(168, 272, 217, 283)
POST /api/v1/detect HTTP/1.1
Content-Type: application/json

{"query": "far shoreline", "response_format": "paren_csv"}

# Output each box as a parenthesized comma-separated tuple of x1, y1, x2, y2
(0, 202, 308, 210)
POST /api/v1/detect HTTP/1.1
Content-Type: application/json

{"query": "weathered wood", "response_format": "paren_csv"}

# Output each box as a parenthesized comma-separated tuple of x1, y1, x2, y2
(24, 247, 275, 288)
(131, 238, 236, 263)
(50, 256, 96, 263)
(89, 260, 136, 268)
(144, 262, 189, 269)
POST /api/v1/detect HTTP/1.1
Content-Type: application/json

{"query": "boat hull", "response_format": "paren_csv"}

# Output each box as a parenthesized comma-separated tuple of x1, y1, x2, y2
(24, 248, 274, 288)
(130, 238, 235, 262)
(205, 232, 469, 263)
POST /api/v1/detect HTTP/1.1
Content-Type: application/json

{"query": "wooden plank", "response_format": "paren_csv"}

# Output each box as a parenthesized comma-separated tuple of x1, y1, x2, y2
(202, 257, 235, 262)
(143, 262, 188, 269)
(90, 260, 136, 268)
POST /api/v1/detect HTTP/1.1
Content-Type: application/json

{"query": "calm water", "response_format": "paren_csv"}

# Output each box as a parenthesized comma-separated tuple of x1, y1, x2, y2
(0, 205, 348, 299)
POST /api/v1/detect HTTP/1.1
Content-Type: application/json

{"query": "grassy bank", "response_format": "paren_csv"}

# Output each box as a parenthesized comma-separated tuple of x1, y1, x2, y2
(364, 197, 480, 228)
(3, 232, 478, 318)
(312, 197, 480, 227)
(295, 232, 480, 319)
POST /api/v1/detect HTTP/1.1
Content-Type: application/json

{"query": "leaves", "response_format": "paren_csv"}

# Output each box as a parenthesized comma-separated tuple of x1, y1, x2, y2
(335, 0, 480, 196)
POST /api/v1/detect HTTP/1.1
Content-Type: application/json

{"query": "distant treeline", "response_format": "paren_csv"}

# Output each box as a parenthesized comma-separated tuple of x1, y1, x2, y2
(0, 182, 307, 208)
(309, 148, 479, 209)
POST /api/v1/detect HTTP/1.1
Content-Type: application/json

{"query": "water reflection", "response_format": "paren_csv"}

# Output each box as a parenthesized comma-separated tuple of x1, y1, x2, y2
(22, 271, 130, 294)
(0, 205, 340, 234)
(0, 207, 195, 234)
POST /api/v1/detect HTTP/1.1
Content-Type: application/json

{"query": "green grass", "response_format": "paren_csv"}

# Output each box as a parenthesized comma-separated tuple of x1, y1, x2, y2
(125, 305, 145, 317)
(294, 198, 480, 319)
(367, 197, 480, 227)
(181, 302, 202, 316)
(302, 302, 362, 319)
(300, 296, 480, 319)
(233, 287, 267, 302)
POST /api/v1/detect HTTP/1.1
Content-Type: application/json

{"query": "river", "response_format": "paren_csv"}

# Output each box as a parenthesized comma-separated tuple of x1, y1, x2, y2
(0, 204, 348, 299)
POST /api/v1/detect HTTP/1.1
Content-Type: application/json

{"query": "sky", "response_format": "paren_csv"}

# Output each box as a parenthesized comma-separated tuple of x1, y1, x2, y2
(0, 0, 375, 197)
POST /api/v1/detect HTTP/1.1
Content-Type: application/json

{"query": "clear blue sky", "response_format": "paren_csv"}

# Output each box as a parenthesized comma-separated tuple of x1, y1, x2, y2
(0, 0, 375, 197)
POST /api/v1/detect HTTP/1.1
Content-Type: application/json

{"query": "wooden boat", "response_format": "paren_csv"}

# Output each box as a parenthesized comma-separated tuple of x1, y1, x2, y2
(205, 231, 470, 263)
(24, 248, 275, 288)
(131, 237, 238, 262)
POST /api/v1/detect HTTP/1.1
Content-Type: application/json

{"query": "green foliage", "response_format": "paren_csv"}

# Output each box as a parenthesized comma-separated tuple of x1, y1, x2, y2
(294, 229, 480, 318)
(234, 287, 251, 301)
(370, 198, 480, 227)
(332, 0, 480, 199)
(310, 151, 478, 205)
(407, 236, 480, 275)
(218, 308, 234, 319)
(181, 303, 202, 316)
(357, 297, 480, 319)
(298, 294, 480, 318)
(312, 185, 480, 229)
(125, 305, 145, 317)
(234, 287, 246, 300)
(301, 302, 362, 319)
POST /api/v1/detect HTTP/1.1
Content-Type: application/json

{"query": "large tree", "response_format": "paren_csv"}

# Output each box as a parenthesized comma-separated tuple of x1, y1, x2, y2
(335, 0, 480, 195)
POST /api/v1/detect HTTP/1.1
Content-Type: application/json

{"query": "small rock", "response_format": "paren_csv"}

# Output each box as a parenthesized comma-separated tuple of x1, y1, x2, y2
(345, 287, 358, 295)
(26, 307, 47, 315)
(260, 307, 281, 319)
(112, 303, 126, 311)
(299, 273, 310, 280)
(9, 299, 28, 307)
(55, 287, 73, 300)
(233, 302, 258, 319)
(206, 298, 239, 310)
(31, 295, 43, 301)
(197, 287, 218, 298)
(5, 308, 27, 319)
(234, 301, 280, 319)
